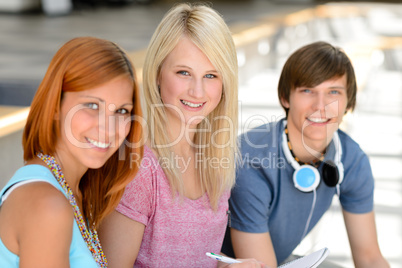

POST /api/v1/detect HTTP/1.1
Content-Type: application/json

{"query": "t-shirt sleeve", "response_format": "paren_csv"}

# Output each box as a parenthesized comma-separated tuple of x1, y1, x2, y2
(340, 153, 374, 214)
(116, 154, 157, 226)
(229, 162, 272, 233)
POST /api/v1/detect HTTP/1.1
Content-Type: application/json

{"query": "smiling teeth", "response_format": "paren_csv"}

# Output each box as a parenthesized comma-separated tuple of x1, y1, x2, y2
(309, 118, 327, 123)
(181, 100, 203, 108)
(87, 138, 110, 149)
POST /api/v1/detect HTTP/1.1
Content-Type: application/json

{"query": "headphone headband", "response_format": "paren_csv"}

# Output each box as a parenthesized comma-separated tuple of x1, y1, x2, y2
(281, 120, 344, 192)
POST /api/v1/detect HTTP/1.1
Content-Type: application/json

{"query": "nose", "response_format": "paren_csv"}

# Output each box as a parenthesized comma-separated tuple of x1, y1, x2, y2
(188, 78, 205, 99)
(97, 112, 108, 141)
(98, 106, 117, 140)
(312, 92, 327, 116)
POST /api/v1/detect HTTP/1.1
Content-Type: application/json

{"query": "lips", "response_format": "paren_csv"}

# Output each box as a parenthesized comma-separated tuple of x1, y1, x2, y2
(86, 137, 111, 149)
(307, 117, 330, 123)
(180, 99, 205, 108)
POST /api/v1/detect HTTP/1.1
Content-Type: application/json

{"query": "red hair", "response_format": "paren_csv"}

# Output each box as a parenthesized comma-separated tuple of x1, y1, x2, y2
(23, 37, 143, 227)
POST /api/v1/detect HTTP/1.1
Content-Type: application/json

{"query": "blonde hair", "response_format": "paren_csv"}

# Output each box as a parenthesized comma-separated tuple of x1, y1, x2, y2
(142, 3, 238, 209)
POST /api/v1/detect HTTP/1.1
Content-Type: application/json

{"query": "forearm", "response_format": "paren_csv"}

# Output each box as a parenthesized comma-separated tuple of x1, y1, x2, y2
(354, 255, 390, 268)
(98, 211, 145, 268)
(216, 255, 270, 268)
(344, 211, 389, 268)
(230, 229, 277, 267)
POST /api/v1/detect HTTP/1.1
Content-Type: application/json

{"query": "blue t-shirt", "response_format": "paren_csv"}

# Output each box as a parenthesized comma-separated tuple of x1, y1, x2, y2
(0, 165, 99, 268)
(222, 119, 374, 264)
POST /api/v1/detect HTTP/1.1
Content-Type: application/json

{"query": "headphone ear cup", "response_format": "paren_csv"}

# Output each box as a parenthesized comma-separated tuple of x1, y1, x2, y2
(322, 160, 339, 187)
(293, 165, 320, 192)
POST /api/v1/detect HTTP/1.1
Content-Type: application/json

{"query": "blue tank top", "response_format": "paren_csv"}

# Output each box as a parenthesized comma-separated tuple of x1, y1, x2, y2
(0, 165, 99, 268)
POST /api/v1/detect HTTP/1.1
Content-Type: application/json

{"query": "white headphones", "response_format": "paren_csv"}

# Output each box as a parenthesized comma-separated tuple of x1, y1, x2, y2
(281, 122, 344, 193)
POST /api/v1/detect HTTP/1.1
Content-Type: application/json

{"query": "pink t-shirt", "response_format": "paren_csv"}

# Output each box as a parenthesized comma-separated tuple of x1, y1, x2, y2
(116, 145, 230, 268)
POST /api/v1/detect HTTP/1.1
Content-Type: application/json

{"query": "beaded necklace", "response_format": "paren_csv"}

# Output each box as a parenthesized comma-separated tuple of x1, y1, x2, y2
(37, 152, 108, 267)
(284, 126, 324, 168)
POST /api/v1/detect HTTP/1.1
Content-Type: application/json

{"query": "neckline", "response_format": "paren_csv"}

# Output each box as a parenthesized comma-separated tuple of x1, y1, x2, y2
(284, 125, 324, 168)
(144, 145, 208, 203)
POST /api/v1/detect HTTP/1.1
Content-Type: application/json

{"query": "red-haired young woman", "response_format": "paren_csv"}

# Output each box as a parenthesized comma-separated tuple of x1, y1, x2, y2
(0, 36, 143, 268)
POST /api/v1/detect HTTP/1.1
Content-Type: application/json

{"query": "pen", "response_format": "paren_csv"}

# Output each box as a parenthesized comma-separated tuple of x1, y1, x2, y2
(206, 252, 242, 264)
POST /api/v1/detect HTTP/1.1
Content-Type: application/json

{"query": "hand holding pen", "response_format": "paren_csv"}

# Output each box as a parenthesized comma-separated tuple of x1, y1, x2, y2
(206, 252, 269, 268)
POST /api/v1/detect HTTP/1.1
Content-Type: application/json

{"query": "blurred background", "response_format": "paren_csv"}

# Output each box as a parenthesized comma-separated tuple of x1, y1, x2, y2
(0, 0, 401, 267)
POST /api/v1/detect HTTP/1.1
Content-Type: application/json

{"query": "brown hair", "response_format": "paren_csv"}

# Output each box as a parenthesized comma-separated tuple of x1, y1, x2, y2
(278, 41, 357, 116)
(23, 36, 143, 228)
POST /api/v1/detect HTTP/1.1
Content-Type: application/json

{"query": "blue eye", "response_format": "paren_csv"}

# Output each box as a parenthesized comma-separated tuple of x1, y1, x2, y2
(178, 71, 189, 76)
(330, 90, 340, 95)
(301, 89, 311, 93)
(84, 103, 99, 110)
(205, 74, 216, 79)
(116, 108, 130, 115)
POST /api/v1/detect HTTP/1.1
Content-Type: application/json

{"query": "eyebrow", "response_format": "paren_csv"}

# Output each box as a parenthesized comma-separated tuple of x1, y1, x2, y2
(300, 85, 346, 90)
(174, 65, 218, 73)
(328, 86, 346, 90)
(81, 96, 105, 102)
(80, 96, 134, 107)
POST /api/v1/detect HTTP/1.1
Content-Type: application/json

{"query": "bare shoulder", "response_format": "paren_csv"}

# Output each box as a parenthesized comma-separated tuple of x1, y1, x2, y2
(6, 181, 73, 228)
(12, 181, 73, 224)
(0, 181, 73, 256)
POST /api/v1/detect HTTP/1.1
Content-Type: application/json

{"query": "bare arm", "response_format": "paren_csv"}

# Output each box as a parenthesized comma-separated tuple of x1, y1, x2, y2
(343, 210, 389, 268)
(98, 210, 145, 268)
(230, 228, 277, 268)
(218, 259, 268, 268)
(1, 182, 73, 268)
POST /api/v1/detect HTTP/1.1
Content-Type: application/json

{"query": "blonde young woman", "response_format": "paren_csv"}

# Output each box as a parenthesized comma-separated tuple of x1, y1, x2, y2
(99, 3, 266, 268)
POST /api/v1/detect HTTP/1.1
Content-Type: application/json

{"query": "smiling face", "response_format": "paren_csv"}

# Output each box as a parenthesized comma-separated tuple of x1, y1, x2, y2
(282, 75, 348, 147)
(158, 36, 223, 128)
(56, 76, 134, 171)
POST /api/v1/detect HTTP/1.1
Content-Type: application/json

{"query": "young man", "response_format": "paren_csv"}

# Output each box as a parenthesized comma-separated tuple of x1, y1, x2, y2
(222, 41, 389, 268)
